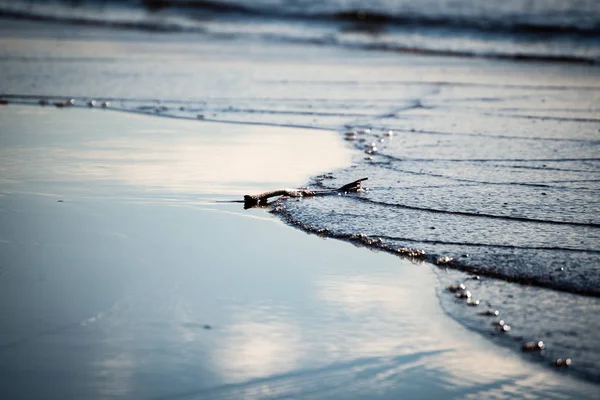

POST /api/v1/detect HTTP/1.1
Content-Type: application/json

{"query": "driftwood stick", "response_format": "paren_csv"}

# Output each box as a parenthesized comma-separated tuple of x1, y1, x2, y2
(244, 177, 368, 207)
(335, 177, 369, 193)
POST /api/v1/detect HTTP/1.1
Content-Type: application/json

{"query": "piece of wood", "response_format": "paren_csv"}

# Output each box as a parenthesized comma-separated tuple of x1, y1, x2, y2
(244, 177, 368, 207)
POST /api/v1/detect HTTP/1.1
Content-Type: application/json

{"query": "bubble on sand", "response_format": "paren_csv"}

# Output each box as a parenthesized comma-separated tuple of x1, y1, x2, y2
(555, 358, 572, 367)
(344, 131, 357, 140)
(436, 256, 454, 265)
(467, 299, 480, 306)
(365, 145, 377, 154)
(448, 283, 466, 292)
(522, 340, 545, 351)
(481, 309, 500, 316)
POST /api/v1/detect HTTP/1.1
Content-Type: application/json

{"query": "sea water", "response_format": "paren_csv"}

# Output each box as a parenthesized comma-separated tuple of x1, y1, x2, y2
(1, 0, 599, 63)
(0, 0, 599, 383)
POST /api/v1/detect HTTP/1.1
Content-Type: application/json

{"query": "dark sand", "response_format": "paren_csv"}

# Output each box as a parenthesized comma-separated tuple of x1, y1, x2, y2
(0, 106, 598, 399)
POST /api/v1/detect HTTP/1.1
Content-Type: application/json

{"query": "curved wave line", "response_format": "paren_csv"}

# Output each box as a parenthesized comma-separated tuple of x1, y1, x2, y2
(375, 235, 600, 253)
(385, 128, 599, 143)
(372, 163, 599, 191)
(353, 197, 600, 228)
(378, 154, 600, 163)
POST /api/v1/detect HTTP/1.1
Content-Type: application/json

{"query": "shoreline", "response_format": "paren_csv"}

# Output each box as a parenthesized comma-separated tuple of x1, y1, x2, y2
(0, 105, 351, 198)
(0, 104, 598, 398)
(1, 15, 599, 395)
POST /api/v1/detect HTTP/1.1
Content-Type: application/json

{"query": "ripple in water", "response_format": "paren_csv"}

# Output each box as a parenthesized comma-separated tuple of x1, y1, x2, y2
(274, 93, 600, 382)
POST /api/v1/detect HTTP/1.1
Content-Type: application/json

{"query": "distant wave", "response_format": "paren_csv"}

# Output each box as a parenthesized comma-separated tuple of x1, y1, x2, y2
(1, 0, 599, 64)
(0, 8, 192, 33)
(142, 0, 255, 14)
(3, 0, 600, 36)
(141, 0, 600, 36)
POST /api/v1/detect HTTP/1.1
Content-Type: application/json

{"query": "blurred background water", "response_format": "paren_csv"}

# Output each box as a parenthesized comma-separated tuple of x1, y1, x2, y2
(1, 0, 599, 63)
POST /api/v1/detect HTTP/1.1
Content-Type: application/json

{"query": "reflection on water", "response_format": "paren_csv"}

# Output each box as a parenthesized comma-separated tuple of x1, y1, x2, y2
(93, 353, 135, 399)
(316, 273, 441, 357)
(0, 106, 351, 197)
(1, 106, 598, 399)
(1, 191, 597, 399)
(216, 313, 302, 382)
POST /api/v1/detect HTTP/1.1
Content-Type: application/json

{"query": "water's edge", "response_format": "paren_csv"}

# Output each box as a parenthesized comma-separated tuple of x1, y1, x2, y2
(1, 99, 598, 385)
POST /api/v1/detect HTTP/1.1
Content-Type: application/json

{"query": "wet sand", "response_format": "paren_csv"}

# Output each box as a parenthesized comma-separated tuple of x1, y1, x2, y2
(1, 16, 600, 397)
(0, 105, 598, 399)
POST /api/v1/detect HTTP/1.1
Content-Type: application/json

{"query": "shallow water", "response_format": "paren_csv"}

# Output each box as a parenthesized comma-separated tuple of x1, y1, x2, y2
(3, 195, 598, 399)
(1, 20, 599, 384)
(0, 106, 351, 198)
(274, 78, 600, 380)
(2, 106, 598, 399)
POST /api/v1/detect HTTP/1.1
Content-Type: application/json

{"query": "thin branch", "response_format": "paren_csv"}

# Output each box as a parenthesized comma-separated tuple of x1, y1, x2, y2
(244, 178, 368, 208)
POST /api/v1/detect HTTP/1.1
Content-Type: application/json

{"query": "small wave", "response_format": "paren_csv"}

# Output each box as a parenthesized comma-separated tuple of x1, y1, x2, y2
(0, 8, 194, 33)
(274, 202, 600, 297)
(330, 10, 600, 37)
(1, 1, 598, 65)
(352, 197, 600, 228)
(329, 41, 598, 65)
(374, 234, 600, 254)
(141, 1, 600, 37)
(379, 154, 600, 163)
(142, 0, 255, 14)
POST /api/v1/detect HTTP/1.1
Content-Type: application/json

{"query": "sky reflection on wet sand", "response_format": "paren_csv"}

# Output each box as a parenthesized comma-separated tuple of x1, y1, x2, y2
(0, 106, 351, 197)
(0, 106, 598, 399)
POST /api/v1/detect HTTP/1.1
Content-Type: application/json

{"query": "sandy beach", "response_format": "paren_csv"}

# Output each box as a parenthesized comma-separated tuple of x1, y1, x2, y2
(1, 105, 598, 399)
(1, 5, 600, 398)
